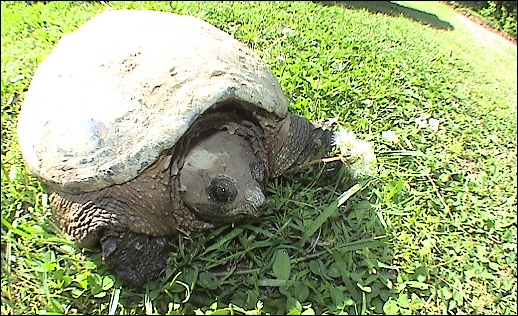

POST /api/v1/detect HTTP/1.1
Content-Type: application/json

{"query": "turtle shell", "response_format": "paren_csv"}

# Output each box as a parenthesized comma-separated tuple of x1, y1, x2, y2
(17, 9, 288, 193)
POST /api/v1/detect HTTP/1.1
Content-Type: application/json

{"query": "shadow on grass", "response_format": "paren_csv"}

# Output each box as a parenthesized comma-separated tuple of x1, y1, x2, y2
(317, 1, 454, 30)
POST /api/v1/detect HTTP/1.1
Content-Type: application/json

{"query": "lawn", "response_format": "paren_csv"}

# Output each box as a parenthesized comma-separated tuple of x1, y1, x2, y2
(1, 1, 516, 315)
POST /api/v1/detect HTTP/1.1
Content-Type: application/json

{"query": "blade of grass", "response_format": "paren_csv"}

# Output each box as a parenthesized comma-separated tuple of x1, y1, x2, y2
(297, 181, 366, 247)
(108, 287, 120, 315)
(201, 227, 244, 256)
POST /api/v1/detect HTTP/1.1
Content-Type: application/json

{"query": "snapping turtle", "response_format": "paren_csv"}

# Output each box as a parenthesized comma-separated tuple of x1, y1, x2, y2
(17, 9, 334, 287)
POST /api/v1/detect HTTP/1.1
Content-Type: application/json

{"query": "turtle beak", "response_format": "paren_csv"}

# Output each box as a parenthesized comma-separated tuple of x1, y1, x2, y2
(245, 188, 267, 215)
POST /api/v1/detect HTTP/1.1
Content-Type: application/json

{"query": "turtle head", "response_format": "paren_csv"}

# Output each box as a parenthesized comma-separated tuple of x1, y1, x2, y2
(179, 130, 267, 224)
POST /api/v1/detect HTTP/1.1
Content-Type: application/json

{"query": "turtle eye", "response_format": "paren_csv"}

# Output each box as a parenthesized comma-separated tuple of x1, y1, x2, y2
(209, 176, 237, 203)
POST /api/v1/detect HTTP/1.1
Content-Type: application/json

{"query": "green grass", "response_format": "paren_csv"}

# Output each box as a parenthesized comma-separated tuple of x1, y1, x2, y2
(1, 1, 517, 314)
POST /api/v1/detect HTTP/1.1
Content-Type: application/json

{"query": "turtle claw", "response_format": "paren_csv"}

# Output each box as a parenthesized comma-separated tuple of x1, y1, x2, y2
(100, 231, 172, 288)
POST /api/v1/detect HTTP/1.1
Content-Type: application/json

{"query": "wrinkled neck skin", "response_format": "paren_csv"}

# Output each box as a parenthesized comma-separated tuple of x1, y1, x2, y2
(264, 113, 334, 178)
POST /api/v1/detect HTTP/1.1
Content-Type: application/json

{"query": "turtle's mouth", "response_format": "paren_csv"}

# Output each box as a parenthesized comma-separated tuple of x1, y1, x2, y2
(190, 188, 266, 224)
(191, 203, 266, 224)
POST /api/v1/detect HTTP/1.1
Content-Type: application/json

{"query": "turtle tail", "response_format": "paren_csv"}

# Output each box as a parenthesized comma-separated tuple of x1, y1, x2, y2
(265, 113, 334, 178)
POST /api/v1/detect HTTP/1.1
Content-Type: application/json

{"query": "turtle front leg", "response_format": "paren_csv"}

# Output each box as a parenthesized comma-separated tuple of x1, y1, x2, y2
(100, 231, 173, 288)
(265, 113, 335, 178)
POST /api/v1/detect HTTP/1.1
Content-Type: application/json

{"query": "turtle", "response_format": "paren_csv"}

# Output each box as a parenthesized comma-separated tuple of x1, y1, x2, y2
(17, 9, 336, 288)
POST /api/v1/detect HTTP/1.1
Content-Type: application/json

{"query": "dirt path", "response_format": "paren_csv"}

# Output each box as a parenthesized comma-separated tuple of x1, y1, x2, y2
(454, 12, 516, 57)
